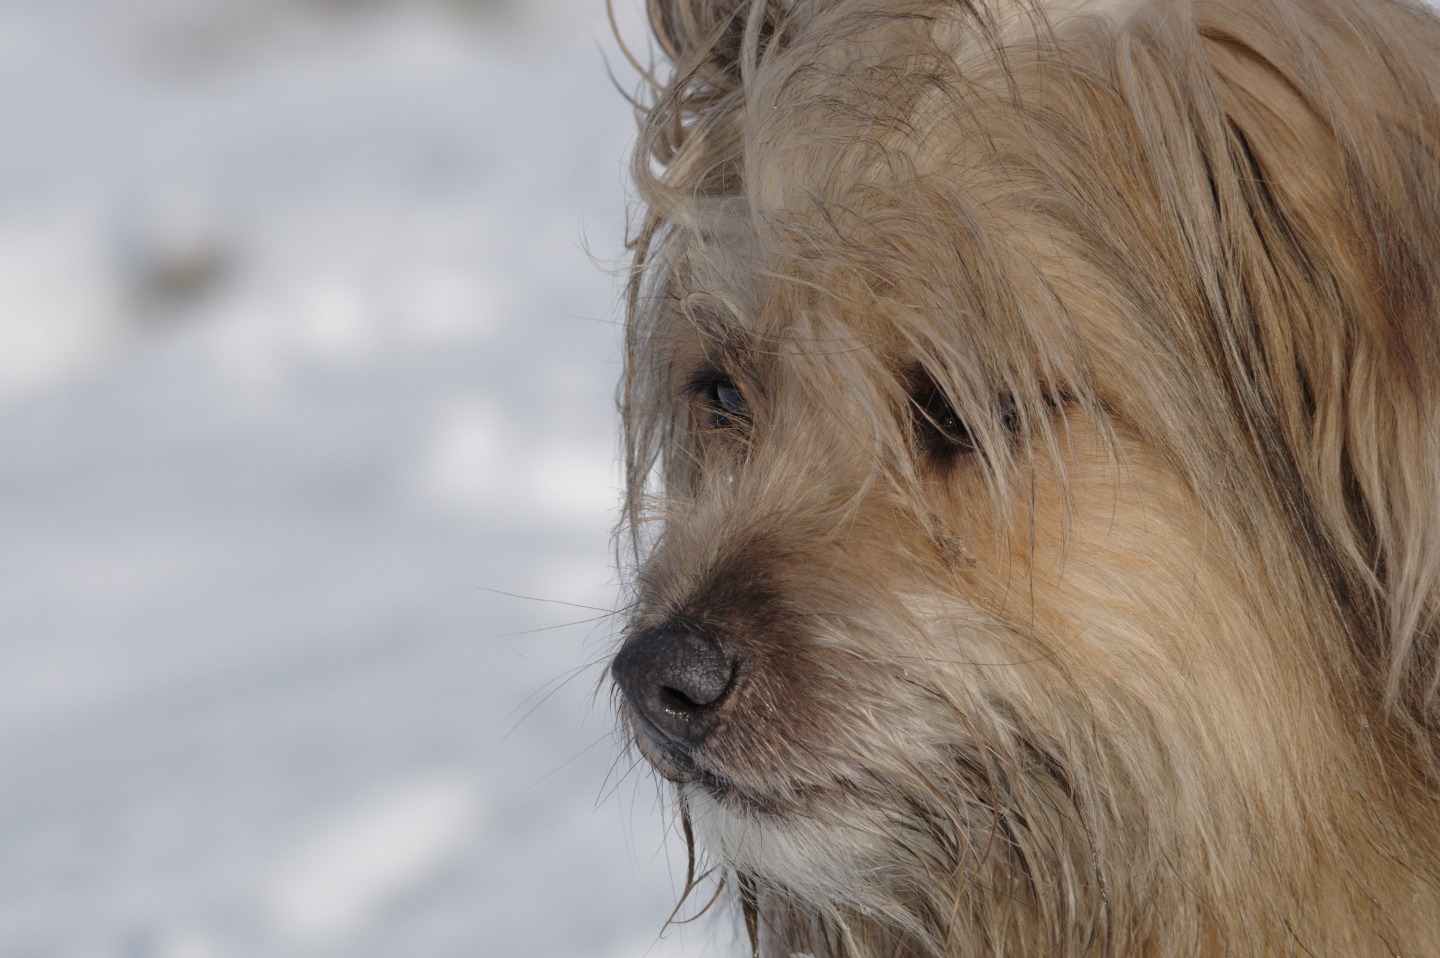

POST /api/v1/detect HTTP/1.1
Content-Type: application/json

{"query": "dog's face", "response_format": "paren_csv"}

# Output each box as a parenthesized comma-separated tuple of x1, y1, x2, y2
(611, 1, 1440, 954)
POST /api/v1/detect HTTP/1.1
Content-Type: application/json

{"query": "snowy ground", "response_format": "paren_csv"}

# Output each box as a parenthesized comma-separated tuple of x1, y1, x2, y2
(0, 1, 714, 955)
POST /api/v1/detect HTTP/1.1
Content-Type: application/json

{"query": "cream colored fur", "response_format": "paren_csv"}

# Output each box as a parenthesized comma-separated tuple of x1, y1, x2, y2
(612, 0, 1440, 954)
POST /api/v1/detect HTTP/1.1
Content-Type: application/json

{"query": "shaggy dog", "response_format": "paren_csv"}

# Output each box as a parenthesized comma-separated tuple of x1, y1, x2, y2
(608, 0, 1440, 954)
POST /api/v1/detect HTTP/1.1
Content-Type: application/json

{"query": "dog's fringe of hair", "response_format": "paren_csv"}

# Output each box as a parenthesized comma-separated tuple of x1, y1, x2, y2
(615, 0, 1440, 954)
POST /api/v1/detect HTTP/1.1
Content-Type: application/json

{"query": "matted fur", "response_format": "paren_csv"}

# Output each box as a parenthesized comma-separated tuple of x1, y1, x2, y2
(610, 0, 1440, 954)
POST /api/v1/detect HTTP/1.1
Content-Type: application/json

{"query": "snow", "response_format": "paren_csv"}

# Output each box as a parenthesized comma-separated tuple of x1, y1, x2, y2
(0, 0, 710, 954)
(266, 772, 482, 944)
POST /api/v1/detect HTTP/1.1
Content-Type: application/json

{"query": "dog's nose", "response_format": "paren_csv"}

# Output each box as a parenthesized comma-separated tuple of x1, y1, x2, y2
(612, 624, 737, 748)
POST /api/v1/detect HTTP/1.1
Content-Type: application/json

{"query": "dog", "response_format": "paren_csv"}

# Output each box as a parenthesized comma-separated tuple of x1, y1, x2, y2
(608, 0, 1440, 954)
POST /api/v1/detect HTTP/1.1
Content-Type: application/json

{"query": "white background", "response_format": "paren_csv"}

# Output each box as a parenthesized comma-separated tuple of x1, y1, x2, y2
(0, 0, 714, 954)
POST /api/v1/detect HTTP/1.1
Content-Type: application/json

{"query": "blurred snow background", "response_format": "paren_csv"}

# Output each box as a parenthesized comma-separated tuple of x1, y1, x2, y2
(0, 0, 704, 954)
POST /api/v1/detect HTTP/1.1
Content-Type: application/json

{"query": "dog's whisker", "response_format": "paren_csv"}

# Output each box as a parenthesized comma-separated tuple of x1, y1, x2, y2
(518, 732, 616, 797)
(489, 617, 617, 645)
(479, 586, 615, 615)
(502, 654, 629, 745)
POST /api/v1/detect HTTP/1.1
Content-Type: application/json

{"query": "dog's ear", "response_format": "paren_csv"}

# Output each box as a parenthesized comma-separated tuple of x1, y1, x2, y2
(1194, 0, 1440, 724)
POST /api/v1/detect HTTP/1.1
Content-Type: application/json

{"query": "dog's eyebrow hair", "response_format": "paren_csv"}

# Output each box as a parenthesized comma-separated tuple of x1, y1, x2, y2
(678, 298, 761, 364)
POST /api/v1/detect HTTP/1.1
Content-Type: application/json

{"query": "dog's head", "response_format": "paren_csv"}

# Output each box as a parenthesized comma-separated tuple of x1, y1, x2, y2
(610, 0, 1440, 953)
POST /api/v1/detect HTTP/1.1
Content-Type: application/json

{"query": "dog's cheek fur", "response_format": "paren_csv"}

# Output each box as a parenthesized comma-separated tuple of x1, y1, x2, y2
(675, 424, 1376, 955)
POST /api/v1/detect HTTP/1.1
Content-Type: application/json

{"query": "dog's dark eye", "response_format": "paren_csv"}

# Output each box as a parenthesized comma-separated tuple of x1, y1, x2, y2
(912, 382, 976, 458)
(906, 366, 1026, 465)
(692, 371, 750, 430)
(712, 379, 746, 418)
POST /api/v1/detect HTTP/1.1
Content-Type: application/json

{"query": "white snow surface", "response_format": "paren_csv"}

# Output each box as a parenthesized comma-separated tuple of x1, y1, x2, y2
(0, 1, 708, 955)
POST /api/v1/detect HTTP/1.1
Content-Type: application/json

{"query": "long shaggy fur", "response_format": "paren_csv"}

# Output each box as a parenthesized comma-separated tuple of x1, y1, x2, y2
(610, 0, 1440, 954)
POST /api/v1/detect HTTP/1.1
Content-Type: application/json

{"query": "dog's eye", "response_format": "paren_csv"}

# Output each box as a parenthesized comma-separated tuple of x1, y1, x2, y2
(691, 372, 750, 430)
(912, 382, 976, 458)
(712, 379, 746, 419)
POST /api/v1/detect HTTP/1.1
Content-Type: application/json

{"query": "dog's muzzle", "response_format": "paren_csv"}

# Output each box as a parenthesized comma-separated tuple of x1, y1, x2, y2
(612, 623, 738, 749)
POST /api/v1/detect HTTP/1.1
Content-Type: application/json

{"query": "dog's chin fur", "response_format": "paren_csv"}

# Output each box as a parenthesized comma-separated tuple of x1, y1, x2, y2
(609, 0, 1440, 954)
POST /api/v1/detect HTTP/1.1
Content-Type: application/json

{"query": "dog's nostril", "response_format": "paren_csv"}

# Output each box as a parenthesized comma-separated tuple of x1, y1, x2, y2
(659, 684, 706, 711)
(612, 624, 738, 748)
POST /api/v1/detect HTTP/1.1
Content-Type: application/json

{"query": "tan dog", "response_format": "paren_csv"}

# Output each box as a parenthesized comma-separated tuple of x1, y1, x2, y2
(608, 0, 1440, 954)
